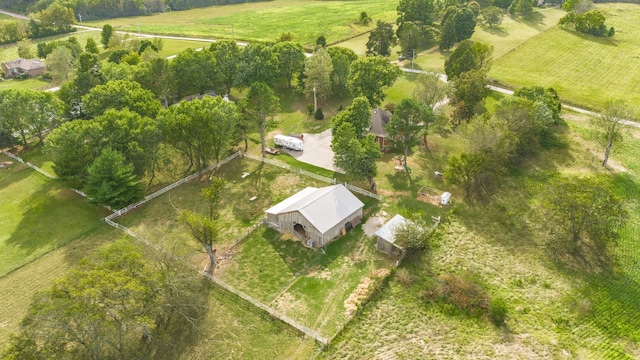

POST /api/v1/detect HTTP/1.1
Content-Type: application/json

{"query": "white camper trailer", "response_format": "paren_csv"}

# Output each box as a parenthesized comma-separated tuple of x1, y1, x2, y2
(274, 135, 304, 151)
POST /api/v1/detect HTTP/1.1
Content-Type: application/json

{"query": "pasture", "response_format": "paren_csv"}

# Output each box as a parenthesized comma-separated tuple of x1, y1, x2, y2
(490, 3, 640, 109)
(85, 0, 397, 46)
(0, 154, 107, 277)
(321, 113, 640, 359)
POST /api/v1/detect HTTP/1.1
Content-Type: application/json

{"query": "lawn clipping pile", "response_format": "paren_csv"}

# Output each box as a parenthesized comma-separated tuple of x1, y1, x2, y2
(114, 154, 395, 340)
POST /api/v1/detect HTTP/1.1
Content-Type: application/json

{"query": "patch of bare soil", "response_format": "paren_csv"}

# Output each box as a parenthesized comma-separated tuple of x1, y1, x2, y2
(272, 292, 308, 316)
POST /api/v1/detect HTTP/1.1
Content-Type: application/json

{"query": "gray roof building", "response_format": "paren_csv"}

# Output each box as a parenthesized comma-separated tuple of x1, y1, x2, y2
(369, 108, 392, 150)
(375, 214, 412, 255)
(265, 184, 364, 248)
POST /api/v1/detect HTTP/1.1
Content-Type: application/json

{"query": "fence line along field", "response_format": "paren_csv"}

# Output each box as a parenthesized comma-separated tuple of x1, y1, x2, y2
(85, 0, 397, 45)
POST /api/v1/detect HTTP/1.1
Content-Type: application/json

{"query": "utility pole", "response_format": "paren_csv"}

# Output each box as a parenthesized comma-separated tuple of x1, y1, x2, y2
(411, 49, 415, 69)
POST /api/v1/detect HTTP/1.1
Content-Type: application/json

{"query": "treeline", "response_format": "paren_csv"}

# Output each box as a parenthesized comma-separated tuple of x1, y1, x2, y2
(0, 0, 270, 20)
(0, 3, 76, 45)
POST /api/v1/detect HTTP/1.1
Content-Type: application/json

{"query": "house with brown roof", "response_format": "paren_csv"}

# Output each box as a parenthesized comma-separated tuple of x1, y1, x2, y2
(1, 58, 46, 78)
(368, 108, 392, 151)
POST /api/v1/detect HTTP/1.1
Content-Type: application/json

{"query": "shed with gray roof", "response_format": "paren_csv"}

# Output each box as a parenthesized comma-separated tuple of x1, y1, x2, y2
(375, 214, 411, 255)
(265, 184, 364, 248)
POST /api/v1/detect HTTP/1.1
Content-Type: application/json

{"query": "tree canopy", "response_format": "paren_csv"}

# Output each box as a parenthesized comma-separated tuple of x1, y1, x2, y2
(348, 56, 402, 107)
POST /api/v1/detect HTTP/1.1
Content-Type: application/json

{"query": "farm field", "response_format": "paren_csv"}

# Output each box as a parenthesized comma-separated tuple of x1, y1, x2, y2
(490, 3, 640, 109)
(85, 0, 397, 46)
(0, 154, 107, 277)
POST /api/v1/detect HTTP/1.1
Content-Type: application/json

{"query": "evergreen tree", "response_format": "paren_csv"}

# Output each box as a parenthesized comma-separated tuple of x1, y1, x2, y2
(85, 147, 144, 209)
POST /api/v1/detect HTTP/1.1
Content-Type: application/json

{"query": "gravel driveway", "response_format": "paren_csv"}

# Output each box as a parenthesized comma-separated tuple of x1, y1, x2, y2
(282, 129, 344, 173)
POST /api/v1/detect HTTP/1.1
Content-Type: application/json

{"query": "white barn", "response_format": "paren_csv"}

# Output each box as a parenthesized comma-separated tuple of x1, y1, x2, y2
(265, 184, 364, 248)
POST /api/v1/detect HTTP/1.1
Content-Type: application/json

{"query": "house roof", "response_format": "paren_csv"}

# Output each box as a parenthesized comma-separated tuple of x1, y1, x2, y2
(369, 108, 392, 137)
(265, 184, 364, 233)
(375, 214, 411, 246)
(2, 58, 45, 71)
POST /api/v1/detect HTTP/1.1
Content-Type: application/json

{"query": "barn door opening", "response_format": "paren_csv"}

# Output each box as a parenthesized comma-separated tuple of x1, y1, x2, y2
(293, 223, 307, 240)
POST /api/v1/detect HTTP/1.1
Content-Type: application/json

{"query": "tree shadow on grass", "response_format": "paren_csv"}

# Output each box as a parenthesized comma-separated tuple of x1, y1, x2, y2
(480, 25, 509, 37)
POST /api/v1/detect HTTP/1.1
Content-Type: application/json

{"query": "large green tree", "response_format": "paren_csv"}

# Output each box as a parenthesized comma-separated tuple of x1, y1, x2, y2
(332, 122, 382, 190)
(45, 120, 97, 188)
(366, 21, 397, 57)
(445, 152, 491, 200)
(450, 69, 488, 123)
(348, 56, 402, 107)
(84, 147, 144, 209)
(162, 96, 240, 170)
(237, 43, 278, 88)
(303, 47, 333, 103)
(46, 46, 74, 84)
(0, 89, 64, 145)
(327, 46, 358, 96)
(514, 86, 562, 125)
(209, 40, 241, 94)
(169, 48, 218, 99)
(386, 98, 430, 165)
(33, 3, 75, 34)
(272, 41, 306, 88)
(397, 0, 435, 33)
(444, 40, 493, 80)
(243, 82, 280, 157)
(541, 175, 627, 261)
(413, 72, 449, 109)
(101, 24, 113, 48)
(135, 57, 172, 108)
(331, 96, 371, 139)
(82, 80, 162, 119)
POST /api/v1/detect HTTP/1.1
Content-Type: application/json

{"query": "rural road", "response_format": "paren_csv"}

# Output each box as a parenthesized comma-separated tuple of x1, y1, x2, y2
(1, 7, 638, 129)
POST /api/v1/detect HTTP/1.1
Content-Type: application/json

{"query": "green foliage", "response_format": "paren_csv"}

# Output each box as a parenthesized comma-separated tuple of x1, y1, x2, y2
(0, 89, 64, 145)
(303, 47, 333, 101)
(439, 16, 457, 51)
(33, 3, 74, 35)
(385, 98, 430, 165)
(348, 56, 402, 107)
(332, 121, 382, 189)
(445, 152, 492, 199)
(237, 43, 278, 88)
(454, 7, 477, 43)
(45, 46, 74, 84)
(243, 81, 280, 157)
(481, 6, 503, 27)
(85, 147, 144, 208)
(169, 48, 217, 99)
(358, 11, 372, 25)
(495, 96, 547, 158)
(101, 24, 113, 48)
(327, 46, 358, 96)
(509, 0, 535, 18)
(445, 40, 493, 80)
(366, 21, 397, 57)
(314, 107, 324, 120)
(488, 297, 508, 326)
(16, 39, 35, 59)
(331, 96, 371, 139)
(397, 0, 435, 29)
(541, 175, 628, 261)
(82, 79, 162, 119)
(413, 72, 449, 108)
(590, 99, 636, 167)
(559, 10, 610, 37)
(394, 220, 430, 255)
(84, 37, 99, 54)
(272, 41, 305, 88)
(514, 86, 562, 125)
(450, 69, 489, 123)
(316, 35, 327, 47)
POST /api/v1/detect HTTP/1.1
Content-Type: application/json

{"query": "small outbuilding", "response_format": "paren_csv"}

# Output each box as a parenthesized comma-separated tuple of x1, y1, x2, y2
(2, 58, 46, 78)
(265, 184, 364, 248)
(375, 214, 411, 255)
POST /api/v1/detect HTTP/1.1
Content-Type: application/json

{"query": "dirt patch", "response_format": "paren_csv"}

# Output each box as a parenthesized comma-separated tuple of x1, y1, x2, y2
(0, 161, 13, 169)
(362, 210, 388, 237)
(272, 291, 308, 316)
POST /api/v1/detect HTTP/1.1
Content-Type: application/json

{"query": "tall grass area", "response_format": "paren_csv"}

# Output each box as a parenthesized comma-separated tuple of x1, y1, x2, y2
(0, 156, 107, 277)
(85, 0, 397, 45)
(321, 115, 640, 358)
(490, 4, 640, 109)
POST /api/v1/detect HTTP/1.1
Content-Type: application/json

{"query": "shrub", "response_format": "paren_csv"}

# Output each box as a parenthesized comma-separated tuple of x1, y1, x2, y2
(306, 104, 314, 114)
(436, 273, 488, 316)
(395, 268, 414, 286)
(314, 107, 324, 120)
(489, 297, 508, 326)
(384, 102, 396, 113)
(316, 35, 327, 47)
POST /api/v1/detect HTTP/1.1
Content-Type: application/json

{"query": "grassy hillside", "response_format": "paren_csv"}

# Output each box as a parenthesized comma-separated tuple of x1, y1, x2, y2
(490, 3, 640, 109)
(85, 0, 397, 46)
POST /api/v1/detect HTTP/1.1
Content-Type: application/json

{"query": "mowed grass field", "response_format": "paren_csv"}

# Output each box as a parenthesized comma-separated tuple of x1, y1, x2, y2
(490, 3, 640, 109)
(86, 0, 397, 45)
(0, 154, 107, 277)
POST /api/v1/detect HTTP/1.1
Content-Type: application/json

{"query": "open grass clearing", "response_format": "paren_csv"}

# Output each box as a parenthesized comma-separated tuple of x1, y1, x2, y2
(490, 3, 640, 110)
(0, 155, 107, 277)
(411, 7, 564, 73)
(0, 224, 121, 346)
(85, 0, 396, 46)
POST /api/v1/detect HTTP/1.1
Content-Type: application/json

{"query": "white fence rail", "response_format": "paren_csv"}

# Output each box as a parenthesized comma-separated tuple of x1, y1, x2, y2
(3, 150, 56, 179)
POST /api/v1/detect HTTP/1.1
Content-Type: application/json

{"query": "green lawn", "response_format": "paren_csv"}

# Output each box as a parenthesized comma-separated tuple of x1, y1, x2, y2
(490, 4, 640, 110)
(0, 224, 121, 346)
(85, 0, 397, 46)
(0, 155, 107, 277)
(0, 77, 49, 90)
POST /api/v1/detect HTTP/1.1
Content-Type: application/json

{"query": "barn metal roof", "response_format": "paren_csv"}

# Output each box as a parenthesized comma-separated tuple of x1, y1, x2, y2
(374, 214, 411, 245)
(265, 184, 364, 233)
